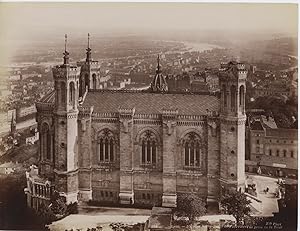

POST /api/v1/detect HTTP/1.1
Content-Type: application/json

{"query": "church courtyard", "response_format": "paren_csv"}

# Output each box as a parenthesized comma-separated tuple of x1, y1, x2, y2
(48, 206, 151, 231)
(48, 174, 282, 230)
(246, 174, 280, 216)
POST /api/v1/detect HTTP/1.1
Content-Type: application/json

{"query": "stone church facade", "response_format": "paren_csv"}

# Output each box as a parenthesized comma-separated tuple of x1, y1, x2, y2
(26, 36, 247, 209)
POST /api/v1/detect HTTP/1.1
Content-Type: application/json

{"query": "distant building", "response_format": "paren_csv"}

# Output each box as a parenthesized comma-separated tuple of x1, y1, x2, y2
(9, 74, 21, 81)
(166, 69, 219, 94)
(246, 118, 297, 178)
(25, 128, 39, 145)
(0, 109, 16, 136)
(0, 161, 22, 175)
(17, 105, 37, 119)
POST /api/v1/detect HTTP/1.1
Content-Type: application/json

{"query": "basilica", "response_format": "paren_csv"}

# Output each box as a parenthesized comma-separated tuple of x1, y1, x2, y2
(25, 35, 247, 209)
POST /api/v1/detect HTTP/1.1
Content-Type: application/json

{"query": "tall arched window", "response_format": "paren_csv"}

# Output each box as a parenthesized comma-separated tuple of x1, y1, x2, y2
(41, 123, 51, 160)
(239, 85, 245, 113)
(222, 85, 227, 108)
(85, 74, 89, 91)
(140, 130, 157, 165)
(69, 82, 75, 107)
(230, 85, 236, 112)
(79, 76, 85, 97)
(61, 82, 66, 104)
(92, 74, 97, 89)
(97, 129, 116, 163)
(182, 132, 202, 168)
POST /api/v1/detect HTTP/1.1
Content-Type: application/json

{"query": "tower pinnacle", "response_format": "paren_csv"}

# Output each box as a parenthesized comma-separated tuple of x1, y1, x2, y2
(63, 34, 69, 65)
(86, 33, 92, 62)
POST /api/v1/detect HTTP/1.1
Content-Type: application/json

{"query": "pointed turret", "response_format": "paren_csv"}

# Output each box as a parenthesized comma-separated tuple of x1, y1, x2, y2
(86, 33, 92, 62)
(150, 54, 168, 92)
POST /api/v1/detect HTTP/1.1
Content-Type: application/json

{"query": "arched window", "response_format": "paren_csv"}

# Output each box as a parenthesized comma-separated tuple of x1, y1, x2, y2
(140, 130, 157, 165)
(239, 85, 245, 106)
(69, 82, 75, 107)
(230, 85, 236, 112)
(79, 76, 85, 97)
(85, 74, 89, 91)
(182, 132, 202, 168)
(222, 85, 227, 107)
(97, 129, 115, 163)
(41, 123, 51, 160)
(239, 85, 245, 114)
(92, 73, 97, 89)
(61, 82, 66, 104)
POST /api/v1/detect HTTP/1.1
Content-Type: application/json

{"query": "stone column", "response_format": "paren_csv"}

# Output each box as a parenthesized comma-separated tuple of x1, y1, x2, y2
(118, 107, 135, 204)
(161, 109, 178, 207)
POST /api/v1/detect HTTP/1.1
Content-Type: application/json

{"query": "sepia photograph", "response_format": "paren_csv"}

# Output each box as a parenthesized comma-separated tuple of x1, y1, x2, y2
(0, 1, 298, 231)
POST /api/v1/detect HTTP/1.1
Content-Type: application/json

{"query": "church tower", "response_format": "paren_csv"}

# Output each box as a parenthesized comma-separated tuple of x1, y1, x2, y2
(52, 35, 80, 203)
(78, 33, 101, 98)
(219, 61, 247, 194)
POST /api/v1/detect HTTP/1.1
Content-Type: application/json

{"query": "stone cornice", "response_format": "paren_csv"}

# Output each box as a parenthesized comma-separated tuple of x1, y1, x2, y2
(177, 170, 205, 178)
(134, 120, 161, 125)
(219, 115, 246, 125)
(78, 106, 94, 117)
(54, 168, 79, 176)
(92, 118, 118, 123)
(36, 102, 55, 111)
(177, 121, 205, 127)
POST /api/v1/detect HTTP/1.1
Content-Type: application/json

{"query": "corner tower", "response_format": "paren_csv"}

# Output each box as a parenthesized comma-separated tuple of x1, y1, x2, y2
(52, 35, 80, 203)
(219, 61, 247, 194)
(78, 33, 101, 97)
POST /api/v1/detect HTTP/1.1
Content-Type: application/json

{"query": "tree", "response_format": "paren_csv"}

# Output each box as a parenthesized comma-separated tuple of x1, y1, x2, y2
(221, 191, 251, 225)
(174, 193, 206, 224)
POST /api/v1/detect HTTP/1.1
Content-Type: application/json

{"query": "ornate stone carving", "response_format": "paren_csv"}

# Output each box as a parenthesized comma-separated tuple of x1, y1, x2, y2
(120, 119, 133, 133)
(163, 121, 176, 135)
(208, 120, 217, 137)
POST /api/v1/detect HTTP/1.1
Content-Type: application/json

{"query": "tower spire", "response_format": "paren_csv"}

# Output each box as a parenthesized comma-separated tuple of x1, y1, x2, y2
(63, 34, 69, 65)
(156, 54, 161, 74)
(86, 33, 92, 62)
(65, 34, 67, 52)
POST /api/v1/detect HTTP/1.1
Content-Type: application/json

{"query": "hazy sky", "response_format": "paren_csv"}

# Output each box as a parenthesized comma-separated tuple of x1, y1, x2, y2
(0, 2, 298, 65)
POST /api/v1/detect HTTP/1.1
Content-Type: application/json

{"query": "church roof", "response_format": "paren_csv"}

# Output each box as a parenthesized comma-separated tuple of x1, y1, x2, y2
(83, 90, 219, 115)
(250, 120, 264, 131)
(40, 90, 55, 104)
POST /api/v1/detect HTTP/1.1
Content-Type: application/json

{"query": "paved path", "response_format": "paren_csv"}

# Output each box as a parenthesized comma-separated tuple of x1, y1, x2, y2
(48, 206, 151, 231)
(247, 174, 279, 217)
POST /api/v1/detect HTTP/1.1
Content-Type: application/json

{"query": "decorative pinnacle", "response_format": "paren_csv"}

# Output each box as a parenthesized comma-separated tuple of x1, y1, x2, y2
(88, 33, 90, 49)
